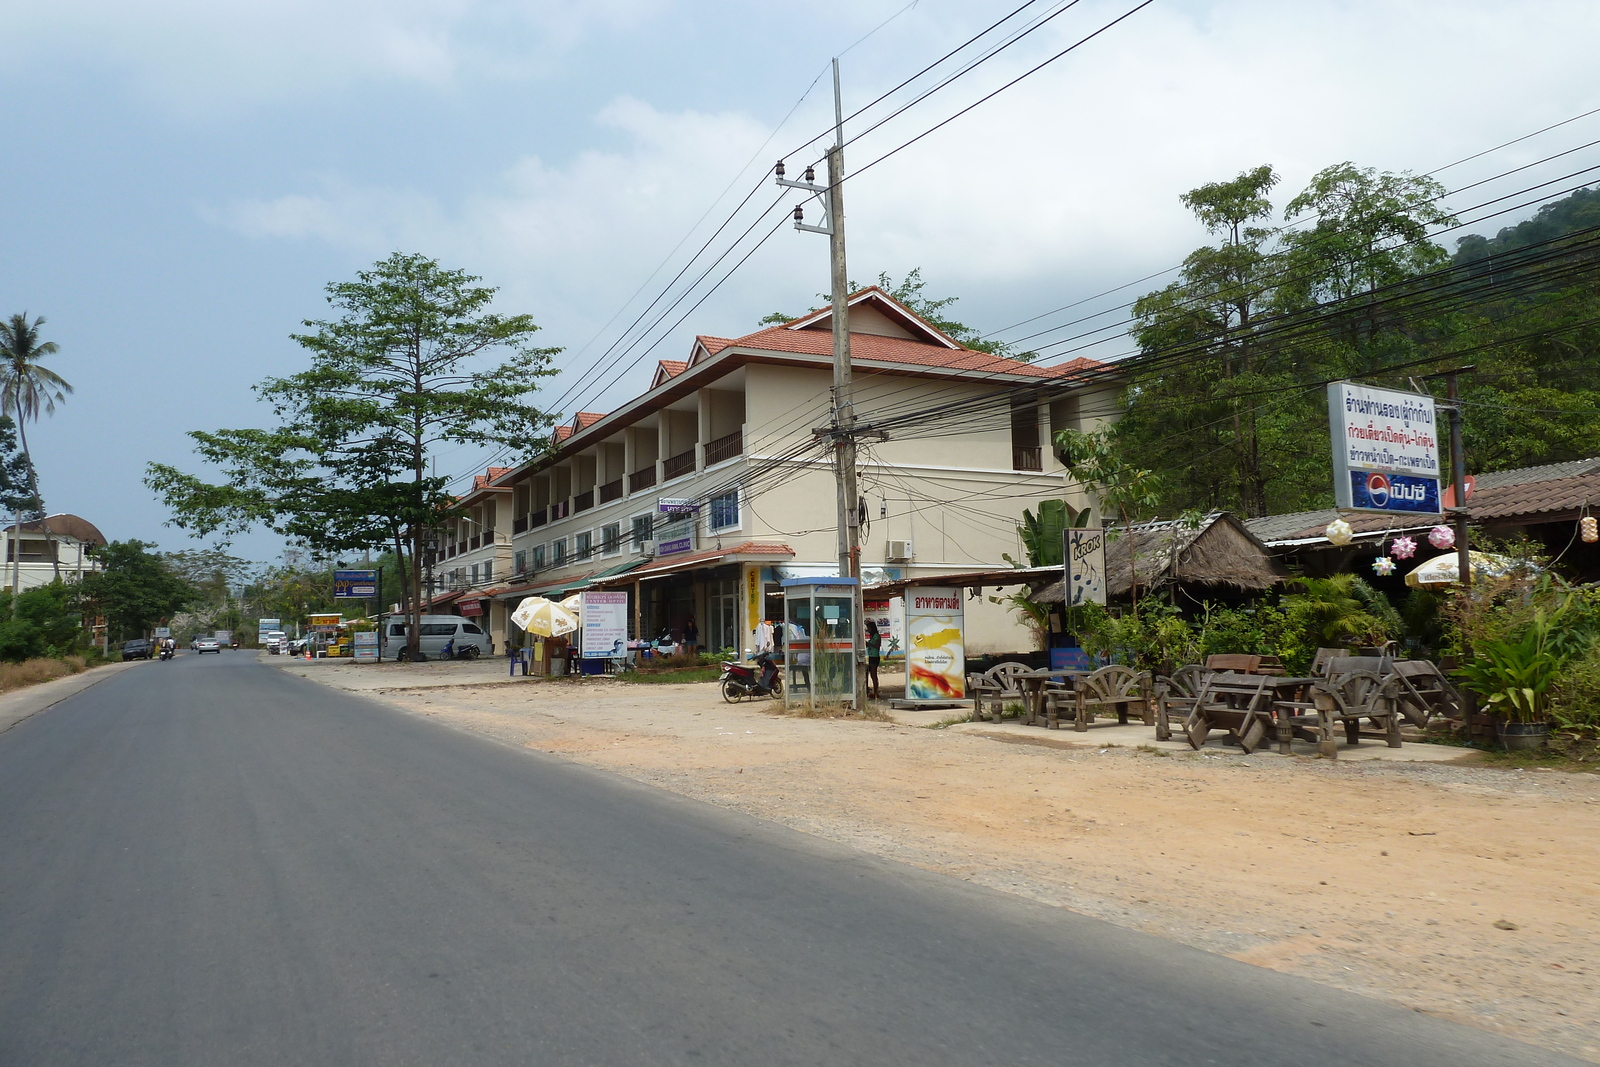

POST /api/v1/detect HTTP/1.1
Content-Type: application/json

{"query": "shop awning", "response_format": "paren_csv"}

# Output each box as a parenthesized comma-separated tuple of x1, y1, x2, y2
(590, 541, 795, 587)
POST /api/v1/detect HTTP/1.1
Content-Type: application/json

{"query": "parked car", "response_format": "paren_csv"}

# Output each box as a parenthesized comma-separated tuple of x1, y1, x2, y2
(195, 637, 222, 654)
(122, 639, 153, 661)
(263, 630, 288, 654)
(380, 615, 493, 661)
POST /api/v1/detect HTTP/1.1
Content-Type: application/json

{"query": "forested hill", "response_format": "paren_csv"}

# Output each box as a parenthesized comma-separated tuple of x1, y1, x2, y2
(1455, 187, 1600, 263)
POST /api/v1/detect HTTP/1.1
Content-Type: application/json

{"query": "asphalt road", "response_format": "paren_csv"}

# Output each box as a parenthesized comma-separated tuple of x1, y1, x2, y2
(0, 653, 1577, 1066)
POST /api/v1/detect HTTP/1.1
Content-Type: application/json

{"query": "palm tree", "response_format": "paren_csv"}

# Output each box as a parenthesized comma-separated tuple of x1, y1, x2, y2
(0, 313, 73, 584)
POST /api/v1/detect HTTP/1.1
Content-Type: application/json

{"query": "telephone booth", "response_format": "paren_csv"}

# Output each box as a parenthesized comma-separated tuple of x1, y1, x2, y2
(781, 577, 858, 712)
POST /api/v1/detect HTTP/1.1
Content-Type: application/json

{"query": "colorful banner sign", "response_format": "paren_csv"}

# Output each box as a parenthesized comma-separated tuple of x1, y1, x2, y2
(903, 586, 965, 702)
(657, 518, 695, 556)
(657, 497, 700, 513)
(308, 613, 343, 631)
(580, 591, 629, 658)
(333, 569, 379, 598)
(1328, 382, 1442, 514)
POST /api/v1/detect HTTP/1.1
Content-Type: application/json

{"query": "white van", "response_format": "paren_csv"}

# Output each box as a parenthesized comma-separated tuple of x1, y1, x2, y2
(380, 614, 493, 660)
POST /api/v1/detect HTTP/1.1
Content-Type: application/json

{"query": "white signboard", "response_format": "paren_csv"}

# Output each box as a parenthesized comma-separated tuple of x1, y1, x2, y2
(1327, 382, 1442, 514)
(903, 586, 965, 702)
(1063, 528, 1107, 606)
(580, 591, 629, 659)
(352, 630, 380, 663)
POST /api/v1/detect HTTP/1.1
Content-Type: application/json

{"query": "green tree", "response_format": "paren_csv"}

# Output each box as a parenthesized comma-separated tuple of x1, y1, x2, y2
(0, 313, 72, 581)
(1054, 426, 1161, 610)
(146, 253, 560, 658)
(75, 541, 196, 642)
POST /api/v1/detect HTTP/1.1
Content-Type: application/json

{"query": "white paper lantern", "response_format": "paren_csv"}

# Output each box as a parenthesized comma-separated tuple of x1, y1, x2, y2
(1583, 516, 1598, 544)
(1325, 519, 1354, 546)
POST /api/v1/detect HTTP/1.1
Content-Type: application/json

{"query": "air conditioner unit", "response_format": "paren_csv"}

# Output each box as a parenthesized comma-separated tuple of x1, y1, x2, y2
(641, 539, 657, 557)
(885, 539, 914, 562)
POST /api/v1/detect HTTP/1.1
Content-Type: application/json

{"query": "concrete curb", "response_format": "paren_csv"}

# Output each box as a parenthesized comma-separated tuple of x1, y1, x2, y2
(0, 660, 143, 734)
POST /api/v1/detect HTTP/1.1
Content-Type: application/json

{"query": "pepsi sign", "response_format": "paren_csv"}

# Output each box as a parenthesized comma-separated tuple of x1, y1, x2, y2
(1348, 471, 1439, 514)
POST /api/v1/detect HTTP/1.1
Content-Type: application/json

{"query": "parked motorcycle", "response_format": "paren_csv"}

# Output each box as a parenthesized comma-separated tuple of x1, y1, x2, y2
(720, 650, 781, 702)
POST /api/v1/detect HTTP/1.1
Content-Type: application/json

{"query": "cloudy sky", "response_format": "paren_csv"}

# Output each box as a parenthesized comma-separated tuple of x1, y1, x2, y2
(4, 0, 1598, 562)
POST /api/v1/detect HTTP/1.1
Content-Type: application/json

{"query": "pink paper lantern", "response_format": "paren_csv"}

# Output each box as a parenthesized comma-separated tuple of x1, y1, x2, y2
(1428, 525, 1455, 550)
(1372, 557, 1396, 576)
(1389, 535, 1417, 560)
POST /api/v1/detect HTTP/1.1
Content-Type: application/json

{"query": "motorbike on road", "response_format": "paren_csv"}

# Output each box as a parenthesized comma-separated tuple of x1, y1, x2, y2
(720, 650, 781, 702)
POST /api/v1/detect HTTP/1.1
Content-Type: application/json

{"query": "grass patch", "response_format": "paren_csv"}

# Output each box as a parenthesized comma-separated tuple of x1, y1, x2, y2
(0, 656, 91, 694)
(1135, 743, 1171, 757)
(761, 700, 890, 721)
(614, 666, 722, 684)
(924, 713, 975, 730)
(1469, 747, 1600, 773)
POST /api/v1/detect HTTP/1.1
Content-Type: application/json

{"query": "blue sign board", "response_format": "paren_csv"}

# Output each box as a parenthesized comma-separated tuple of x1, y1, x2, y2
(332, 569, 379, 599)
(1347, 471, 1440, 514)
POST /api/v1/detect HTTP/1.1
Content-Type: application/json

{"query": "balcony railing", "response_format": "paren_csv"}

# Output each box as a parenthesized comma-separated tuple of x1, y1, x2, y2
(1012, 446, 1043, 472)
(470, 534, 481, 550)
(530, 510, 548, 529)
(599, 478, 623, 504)
(629, 466, 657, 493)
(574, 490, 594, 513)
(513, 516, 528, 534)
(550, 500, 570, 522)
(704, 430, 742, 466)
(455, 541, 467, 555)
(663, 449, 696, 481)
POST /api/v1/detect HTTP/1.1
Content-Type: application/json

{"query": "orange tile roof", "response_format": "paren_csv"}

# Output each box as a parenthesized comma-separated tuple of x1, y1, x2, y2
(697, 325, 1101, 378)
(487, 466, 511, 480)
(553, 425, 574, 442)
(574, 412, 604, 429)
(657, 359, 688, 377)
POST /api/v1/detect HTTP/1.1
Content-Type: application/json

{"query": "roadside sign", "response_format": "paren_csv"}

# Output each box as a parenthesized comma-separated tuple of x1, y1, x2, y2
(1327, 382, 1442, 514)
(1062, 528, 1106, 606)
(308, 613, 343, 631)
(154, 627, 171, 639)
(352, 630, 380, 663)
(580, 591, 629, 658)
(333, 569, 378, 598)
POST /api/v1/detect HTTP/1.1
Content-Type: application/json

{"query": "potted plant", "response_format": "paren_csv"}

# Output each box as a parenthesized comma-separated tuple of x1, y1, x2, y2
(1455, 605, 1566, 751)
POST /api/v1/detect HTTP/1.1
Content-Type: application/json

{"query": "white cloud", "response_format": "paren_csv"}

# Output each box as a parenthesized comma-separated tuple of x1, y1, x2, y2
(205, 0, 1600, 407)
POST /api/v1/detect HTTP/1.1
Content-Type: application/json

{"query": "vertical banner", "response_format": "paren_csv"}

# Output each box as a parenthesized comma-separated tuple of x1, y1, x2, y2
(746, 565, 761, 637)
(904, 586, 965, 701)
(580, 591, 629, 658)
(1063, 528, 1107, 606)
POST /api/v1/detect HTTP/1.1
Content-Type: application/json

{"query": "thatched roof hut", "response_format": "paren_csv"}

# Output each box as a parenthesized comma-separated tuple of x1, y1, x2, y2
(1032, 512, 1286, 603)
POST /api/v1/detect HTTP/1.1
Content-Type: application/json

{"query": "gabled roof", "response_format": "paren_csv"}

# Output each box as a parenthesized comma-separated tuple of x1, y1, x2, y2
(553, 425, 574, 442)
(651, 360, 689, 387)
(782, 286, 964, 348)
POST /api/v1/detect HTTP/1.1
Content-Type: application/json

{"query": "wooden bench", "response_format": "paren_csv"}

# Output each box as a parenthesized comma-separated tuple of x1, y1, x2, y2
(968, 662, 1032, 723)
(1041, 665, 1153, 731)
(1155, 665, 1209, 742)
(1309, 670, 1403, 754)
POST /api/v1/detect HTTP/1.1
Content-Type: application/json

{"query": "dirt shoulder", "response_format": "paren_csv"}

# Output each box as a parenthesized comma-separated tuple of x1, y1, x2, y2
(280, 657, 1600, 1062)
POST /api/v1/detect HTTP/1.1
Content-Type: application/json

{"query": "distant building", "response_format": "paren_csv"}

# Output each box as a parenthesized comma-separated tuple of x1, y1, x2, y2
(3, 513, 107, 593)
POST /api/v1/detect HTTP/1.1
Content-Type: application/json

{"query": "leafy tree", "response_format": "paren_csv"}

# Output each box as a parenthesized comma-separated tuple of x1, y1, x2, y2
(75, 541, 196, 642)
(1004, 498, 1093, 568)
(0, 313, 71, 582)
(0, 581, 86, 662)
(1054, 426, 1161, 610)
(146, 253, 560, 657)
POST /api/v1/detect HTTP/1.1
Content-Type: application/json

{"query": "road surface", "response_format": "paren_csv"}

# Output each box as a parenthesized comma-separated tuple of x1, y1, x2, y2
(0, 653, 1576, 1065)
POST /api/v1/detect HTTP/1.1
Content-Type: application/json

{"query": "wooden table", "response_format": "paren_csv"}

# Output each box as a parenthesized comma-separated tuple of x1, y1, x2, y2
(1014, 668, 1089, 726)
(1186, 673, 1316, 753)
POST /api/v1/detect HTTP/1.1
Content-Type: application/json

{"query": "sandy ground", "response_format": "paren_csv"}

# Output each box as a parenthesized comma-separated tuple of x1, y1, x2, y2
(278, 655, 1600, 1062)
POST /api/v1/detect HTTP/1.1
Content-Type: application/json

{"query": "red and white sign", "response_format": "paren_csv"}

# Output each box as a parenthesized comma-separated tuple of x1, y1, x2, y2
(459, 599, 484, 617)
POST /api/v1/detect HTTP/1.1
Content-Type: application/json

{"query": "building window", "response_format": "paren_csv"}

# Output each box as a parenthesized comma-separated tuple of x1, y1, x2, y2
(469, 563, 479, 584)
(514, 549, 526, 574)
(533, 544, 546, 570)
(576, 531, 593, 560)
(708, 489, 740, 532)
(631, 513, 653, 551)
(602, 523, 621, 555)
(553, 539, 567, 566)
(482, 560, 493, 582)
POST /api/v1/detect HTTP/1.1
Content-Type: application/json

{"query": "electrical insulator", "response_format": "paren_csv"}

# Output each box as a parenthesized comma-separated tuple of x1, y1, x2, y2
(775, 159, 785, 178)
(792, 205, 804, 223)
(1583, 515, 1598, 543)
(803, 166, 815, 183)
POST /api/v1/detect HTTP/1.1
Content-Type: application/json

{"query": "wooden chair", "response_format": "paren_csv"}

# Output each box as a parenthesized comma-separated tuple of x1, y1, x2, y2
(968, 662, 1032, 723)
(1252, 655, 1286, 675)
(1311, 647, 1351, 677)
(1184, 673, 1276, 753)
(1155, 665, 1209, 742)
(1379, 661, 1466, 728)
(1204, 653, 1261, 674)
(1311, 670, 1402, 754)
(1044, 665, 1153, 732)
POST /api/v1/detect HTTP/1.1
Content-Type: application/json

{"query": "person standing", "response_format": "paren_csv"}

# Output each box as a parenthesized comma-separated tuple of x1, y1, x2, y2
(683, 615, 699, 657)
(864, 619, 882, 700)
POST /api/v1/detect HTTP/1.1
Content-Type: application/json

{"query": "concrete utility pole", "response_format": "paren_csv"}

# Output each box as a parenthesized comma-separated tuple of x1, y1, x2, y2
(777, 58, 868, 711)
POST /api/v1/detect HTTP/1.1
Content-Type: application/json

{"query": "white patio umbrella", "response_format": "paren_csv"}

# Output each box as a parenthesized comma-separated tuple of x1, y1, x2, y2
(559, 593, 583, 615)
(1404, 551, 1529, 588)
(511, 596, 578, 637)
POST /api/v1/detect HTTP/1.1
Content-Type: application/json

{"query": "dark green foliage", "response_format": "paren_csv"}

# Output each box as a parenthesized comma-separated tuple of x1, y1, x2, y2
(0, 582, 84, 661)
(1007, 499, 1092, 568)
(74, 541, 196, 642)
(1455, 188, 1600, 263)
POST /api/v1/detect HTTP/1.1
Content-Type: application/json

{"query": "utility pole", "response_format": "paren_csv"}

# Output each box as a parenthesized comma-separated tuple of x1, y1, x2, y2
(777, 58, 867, 711)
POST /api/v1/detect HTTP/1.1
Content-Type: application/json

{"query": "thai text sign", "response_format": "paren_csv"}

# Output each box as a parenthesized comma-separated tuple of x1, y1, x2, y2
(333, 569, 378, 598)
(580, 591, 629, 658)
(904, 586, 965, 702)
(1327, 382, 1441, 514)
(1063, 528, 1106, 606)
(352, 630, 380, 663)
(308, 613, 342, 631)
(657, 519, 695, 556)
